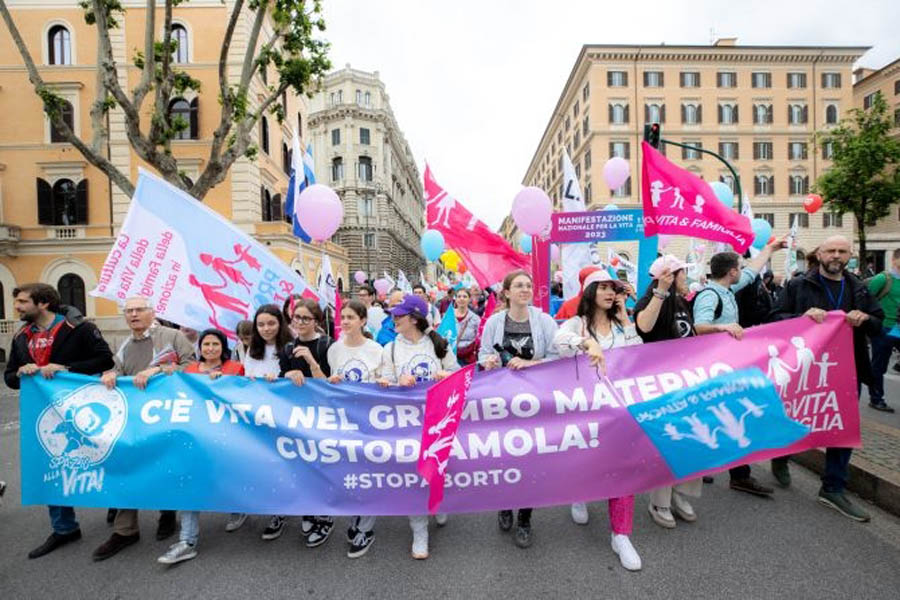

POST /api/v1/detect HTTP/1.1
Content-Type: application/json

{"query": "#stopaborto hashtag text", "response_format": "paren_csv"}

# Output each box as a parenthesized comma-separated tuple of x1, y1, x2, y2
(343, 468, 522, 490)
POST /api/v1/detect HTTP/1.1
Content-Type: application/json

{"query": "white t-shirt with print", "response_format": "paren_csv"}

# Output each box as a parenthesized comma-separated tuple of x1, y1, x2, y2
(327, 338, 383, 383)
(381, 334, 459, 384)
(242, 343, 280, 377)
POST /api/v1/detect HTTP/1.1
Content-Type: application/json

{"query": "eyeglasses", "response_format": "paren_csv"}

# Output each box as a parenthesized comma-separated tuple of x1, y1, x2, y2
(124, 307, 150, 315)
(292, 315, 315, 323)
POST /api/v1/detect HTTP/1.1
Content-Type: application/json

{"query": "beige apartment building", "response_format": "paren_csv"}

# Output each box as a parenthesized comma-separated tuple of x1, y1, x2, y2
(852, 57, 900, 270)
(0, 0, 348, 343)
(508, 40, 873, 267)
(307, 67, 425, 287)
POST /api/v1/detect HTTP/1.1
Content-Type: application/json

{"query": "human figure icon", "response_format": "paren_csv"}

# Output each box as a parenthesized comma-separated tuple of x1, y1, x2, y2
(791, 336, 816, 392)
(692, 195, 705, 214)
(766, 344, 795, 397)
(814, 352, 838, 387)
(670, 187, 685, 210)
(649, 180, 670, 207)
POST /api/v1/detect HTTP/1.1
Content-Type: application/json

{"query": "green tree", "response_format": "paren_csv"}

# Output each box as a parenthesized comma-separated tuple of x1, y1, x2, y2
(815, 92, 900, 263)
(0, 0, 330, 199)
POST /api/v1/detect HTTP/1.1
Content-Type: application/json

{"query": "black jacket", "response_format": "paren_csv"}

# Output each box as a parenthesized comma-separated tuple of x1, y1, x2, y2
(4, 306, 115, 390)
(769, 269, 883, 385)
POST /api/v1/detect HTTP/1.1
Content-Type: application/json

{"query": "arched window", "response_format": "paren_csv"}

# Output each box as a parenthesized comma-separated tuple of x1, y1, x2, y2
(756, 175, 772, 195)
(755, 104, 768, 124)
(331, 157, 343, 181)
(610, 104, 626, 124)
(168, 98, 192, 140)
(720, 174, 736, 193)
(683, 103, 699, 124)
(48, 25, 71, 65)
(58, 273, 86, 315)
(50, 100, 74, 143)
(825, 104, 838, 125)
(790, 174, 809, 195)
(260, 117, 270, 154)
(37, 178, 88, 225)
(171, 24, 188, 63)
(647, 104, 661, 123)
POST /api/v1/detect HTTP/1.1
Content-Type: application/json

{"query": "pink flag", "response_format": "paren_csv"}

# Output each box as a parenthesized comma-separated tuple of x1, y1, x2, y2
(531, 235, 551, 313)
(425, 165, 531, 289)
(417, 364, 477, 513)
(640, 142, 753, 253)
(333, 293, 342, 339)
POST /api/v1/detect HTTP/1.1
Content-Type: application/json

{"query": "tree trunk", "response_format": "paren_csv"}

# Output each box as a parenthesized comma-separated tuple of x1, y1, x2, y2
(856, 211, 868, 267)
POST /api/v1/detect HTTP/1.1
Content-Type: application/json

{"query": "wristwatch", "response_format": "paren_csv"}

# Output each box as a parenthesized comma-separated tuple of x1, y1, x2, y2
(652, 289, 669, 299)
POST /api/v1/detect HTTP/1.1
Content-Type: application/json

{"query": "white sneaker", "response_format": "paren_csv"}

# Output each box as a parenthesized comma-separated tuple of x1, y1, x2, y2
(648, 503, 676, 529)
(671, 492, 697, 522)
(411, 528, 429, 559)
(157, 541, 197, 565)
(610, 534, 642, 571)
(225, 513, 247, 532)
(434, 513, 448, 527)
(570, 502, 589, 525)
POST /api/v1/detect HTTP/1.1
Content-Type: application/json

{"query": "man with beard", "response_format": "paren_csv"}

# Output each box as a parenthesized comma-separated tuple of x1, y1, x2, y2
(769, 236, 883, 521)
(4, 283, 114, 559)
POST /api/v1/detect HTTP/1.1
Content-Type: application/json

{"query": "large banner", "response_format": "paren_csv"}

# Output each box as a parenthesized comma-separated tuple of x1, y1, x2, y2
(21, 314, 858, 514)
(90, 169, 317, 340)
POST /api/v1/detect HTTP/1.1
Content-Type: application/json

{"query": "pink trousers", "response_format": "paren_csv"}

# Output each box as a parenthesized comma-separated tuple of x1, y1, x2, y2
(608, 495, 634, 535)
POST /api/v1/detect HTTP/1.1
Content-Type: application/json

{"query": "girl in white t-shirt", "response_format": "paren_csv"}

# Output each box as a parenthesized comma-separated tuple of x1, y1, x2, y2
(326, 300, 384, 558)
(376, 294, 458, 560)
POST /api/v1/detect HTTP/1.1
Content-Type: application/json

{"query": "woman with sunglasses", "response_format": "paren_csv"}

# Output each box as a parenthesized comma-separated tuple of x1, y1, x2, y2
(280, 298, 335, 547)
(554, 270, 642, 571)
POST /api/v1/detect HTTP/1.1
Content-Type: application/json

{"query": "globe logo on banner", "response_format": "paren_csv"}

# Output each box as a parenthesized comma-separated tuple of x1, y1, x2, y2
(628, 368, 809, 479)
(36, 384, 128, 469)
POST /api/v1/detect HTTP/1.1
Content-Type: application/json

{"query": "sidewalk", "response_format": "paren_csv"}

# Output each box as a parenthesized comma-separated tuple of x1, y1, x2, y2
(794, 413, 900, 518)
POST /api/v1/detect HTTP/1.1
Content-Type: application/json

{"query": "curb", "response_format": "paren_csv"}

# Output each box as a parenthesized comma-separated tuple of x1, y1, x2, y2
(791, 449, 900, 519)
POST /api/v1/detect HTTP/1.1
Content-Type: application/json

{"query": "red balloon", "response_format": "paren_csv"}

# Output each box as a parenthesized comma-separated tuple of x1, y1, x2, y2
(458, 263, 468, 274)
(768, 235, 776, 244)
(804, 193, 823, 214)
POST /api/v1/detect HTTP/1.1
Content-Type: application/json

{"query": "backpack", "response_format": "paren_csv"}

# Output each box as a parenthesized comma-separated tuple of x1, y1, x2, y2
(865, 270, 894, 301)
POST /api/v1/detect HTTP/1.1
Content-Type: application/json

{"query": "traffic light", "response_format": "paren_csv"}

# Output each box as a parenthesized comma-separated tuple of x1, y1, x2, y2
(643, 123, 661, 148)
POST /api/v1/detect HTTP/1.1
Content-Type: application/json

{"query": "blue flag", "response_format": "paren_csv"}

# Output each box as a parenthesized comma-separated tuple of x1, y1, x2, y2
(284, 135, 314, 242)
(436, 307, 458, 353)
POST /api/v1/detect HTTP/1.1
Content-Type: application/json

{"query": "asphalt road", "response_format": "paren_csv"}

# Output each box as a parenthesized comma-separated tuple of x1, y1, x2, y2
(2, 388, 900, 600)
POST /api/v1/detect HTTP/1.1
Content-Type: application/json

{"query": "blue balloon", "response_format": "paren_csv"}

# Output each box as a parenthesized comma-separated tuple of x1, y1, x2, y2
(420, 229, 445, 262)
(519, 233, 533, 254)
(751, 218, 772, 250)
(709, 181, 735, 209)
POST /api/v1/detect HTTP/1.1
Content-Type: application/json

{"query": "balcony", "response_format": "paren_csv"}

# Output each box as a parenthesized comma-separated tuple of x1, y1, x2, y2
(0, 224, 21, 255)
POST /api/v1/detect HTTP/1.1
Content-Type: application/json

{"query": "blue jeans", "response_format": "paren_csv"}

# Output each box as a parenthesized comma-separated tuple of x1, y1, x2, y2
(868, 327, 900, 405)
(179, 511, 199, 545)
(48, 505, 79, 535)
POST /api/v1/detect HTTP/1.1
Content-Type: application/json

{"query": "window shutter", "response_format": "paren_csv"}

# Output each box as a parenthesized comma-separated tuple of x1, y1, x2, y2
(788, 175, 793, 194)
(835, 73, 842, 88)
(608, 104, 613, 123)
(659, 73, 664, 86)
(788, 105, 792, 123)
(697, 104, 702, 123)
(804, 176, 810, 193)
(624, 105, 629, 123)
(753, 105, 758, 124)
(622, 72, 627, 86)
(802, 144, 808, 159)
(660, 104, 666, 123)
(754, 177, 760, 195)
(644, 104, 649, 122)
(260, 186, 267, 221)
(189, 98, 199, 139)
(734, 143, 739, 160)
(734, 105, 739, 123)
(802, 105, 808, 123)
(753, 143, 758, 160)
(608, 142, 614, 158)
(769, 176, 775, 194)
(717, 104, 723, 123)
(607, 72, 612, 86)
(717, 72, 722, 87)
(625, 143, 630, 159)
(679, 72, 685, 87)
(821, 73, 827, 88)
(765, 73, 771, 87)
(680, 104, 686, 123)
(272, 193, 282, 222)
(75, 179, 88, 224)
(37, 178, 53, 225)
(643, 72, 648, 86)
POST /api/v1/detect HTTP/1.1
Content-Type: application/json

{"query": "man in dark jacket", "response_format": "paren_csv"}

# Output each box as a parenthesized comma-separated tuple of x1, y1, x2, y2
(769, 236, 883, 522)
(4, 283, 114, 558)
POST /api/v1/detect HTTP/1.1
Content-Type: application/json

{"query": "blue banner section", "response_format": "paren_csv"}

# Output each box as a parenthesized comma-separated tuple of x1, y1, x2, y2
(627, 368, 809, 478)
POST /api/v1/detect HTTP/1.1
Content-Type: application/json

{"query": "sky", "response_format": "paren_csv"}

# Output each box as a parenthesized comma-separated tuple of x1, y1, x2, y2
(320, 0, 900, 231)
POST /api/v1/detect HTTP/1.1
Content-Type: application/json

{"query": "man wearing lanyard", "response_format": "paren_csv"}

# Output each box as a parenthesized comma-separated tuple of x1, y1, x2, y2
(770, 236, 883, 521)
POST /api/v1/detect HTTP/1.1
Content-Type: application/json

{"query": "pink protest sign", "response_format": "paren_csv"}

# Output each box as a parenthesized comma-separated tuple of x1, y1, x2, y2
(418, 364, 477, 512)
(640, 141, 754, 252)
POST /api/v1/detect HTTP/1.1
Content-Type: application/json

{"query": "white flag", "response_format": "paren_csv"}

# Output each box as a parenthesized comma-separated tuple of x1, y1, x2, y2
(560, 150, 592, 299)
(383, 271, 396, 290)
(742, 195, 760, 260)
(397, 270, 413, 293)
(316, 253, 337, 310)
(784, 215, 799, 277)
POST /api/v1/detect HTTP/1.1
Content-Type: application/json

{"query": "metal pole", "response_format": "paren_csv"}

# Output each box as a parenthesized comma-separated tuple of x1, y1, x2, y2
(659, 138, 743, 214)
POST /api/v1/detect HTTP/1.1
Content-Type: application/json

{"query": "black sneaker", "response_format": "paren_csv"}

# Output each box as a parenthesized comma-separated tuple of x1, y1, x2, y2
(702, 476, 714, 484)
(817, 488, 871, 522)
(869, 402, 896, 413)
(498, 510, 513, 532)
(92, 532, 140, 562)
(347, 529, 374, 558)
(729, 476, 774, 497)
(261, 515, 286, 540)
(106, 508, 117, 525)
(28, 529, 82, 559)
(346, 525, 360, 543)
(306, 517, 334, 548)
(156, 510, 177, 541)
(514, 518, 532, 549)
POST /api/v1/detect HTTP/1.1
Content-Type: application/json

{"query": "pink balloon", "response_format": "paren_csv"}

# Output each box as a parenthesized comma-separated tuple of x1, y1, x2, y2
(353, 270, 367, 285)
(296, 184, 344, 241)
(553, 270, 564, 283)
(550, 244, 561, 263)
(511, 187, 552, 235)
(373, 278, 391, 295)
(603, 157, 630, 190)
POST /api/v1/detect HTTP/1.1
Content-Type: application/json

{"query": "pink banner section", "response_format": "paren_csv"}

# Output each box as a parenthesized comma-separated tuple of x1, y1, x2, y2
(640, 141, 754, 252)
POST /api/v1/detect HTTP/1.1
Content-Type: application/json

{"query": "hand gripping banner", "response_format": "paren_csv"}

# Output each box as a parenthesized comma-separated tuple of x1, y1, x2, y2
(21, 314, 858, 515)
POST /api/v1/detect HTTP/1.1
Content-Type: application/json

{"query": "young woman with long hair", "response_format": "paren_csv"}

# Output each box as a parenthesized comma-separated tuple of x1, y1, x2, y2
(158, 329, 244, 565)
(376, 294, 459, 560)
(553, 271, 643, 571)
(633, 255, 703, 529)
(452, 287, 482, 365)
(478, 269, 559, 549)
(325, 300, 384, 558)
